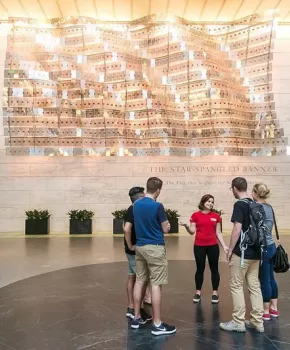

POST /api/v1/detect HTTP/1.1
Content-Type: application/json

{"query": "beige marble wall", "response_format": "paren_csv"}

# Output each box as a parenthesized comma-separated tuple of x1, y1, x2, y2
(0, 155, 289, 232)
(0, 25, 290, 233)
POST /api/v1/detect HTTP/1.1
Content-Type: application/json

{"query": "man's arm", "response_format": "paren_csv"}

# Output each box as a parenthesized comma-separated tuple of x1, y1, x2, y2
(227, 201, 244, 261)
(227, 222, 242, 261)
(123, 206, 135, 251)
(123, 222, 134, 251)
(158, 203, 170, 233)
(161, 220, 170, 234)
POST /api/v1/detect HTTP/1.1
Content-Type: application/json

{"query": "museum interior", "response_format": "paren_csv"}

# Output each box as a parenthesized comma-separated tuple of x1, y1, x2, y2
(0, 0, 290, 349)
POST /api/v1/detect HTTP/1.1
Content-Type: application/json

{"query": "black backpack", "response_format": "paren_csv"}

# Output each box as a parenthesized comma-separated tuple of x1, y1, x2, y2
(239, 199, 268, 265)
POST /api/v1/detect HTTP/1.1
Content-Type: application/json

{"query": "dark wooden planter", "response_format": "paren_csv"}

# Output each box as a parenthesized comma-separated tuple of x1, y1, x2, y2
(113, 218, 124, 234)
(25, 218, 50, 235)
(69, 219, 92, 234)
(168, 218, 179, 234)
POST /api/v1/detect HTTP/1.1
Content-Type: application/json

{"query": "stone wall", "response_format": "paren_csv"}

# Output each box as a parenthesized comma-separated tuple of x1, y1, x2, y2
(0, 155, 289, 233)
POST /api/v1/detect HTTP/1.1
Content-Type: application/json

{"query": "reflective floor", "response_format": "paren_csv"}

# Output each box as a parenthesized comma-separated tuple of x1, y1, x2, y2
(0, 235, 289, 350)
(0, 235, 220, 288)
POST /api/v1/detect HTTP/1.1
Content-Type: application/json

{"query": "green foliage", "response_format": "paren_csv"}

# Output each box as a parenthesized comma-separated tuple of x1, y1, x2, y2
(212, 208, 225, 216)
(67, 210, 94, 220)
(111, 209, 127, 219)
(26, 210, 50, 220)
(165, 209, 180, 220)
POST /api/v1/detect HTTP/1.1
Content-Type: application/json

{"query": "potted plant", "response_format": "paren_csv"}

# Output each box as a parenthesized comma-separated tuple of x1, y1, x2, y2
(165, 209, 180, 234)
(111, 209, 127, 234)
(25, 210, 50, 235)
(68, 210, 94, 234)
(212, 209, 225, 232)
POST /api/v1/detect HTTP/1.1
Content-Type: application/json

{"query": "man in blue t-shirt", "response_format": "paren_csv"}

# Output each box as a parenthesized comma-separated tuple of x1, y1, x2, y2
(131, 177, 176, 336)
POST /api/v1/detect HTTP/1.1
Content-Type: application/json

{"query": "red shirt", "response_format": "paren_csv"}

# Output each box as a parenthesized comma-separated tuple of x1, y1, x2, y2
(190, 211, 221, 246)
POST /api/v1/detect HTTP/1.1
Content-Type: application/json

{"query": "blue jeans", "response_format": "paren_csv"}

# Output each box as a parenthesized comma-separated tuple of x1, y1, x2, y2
(259, 243, 278, 303)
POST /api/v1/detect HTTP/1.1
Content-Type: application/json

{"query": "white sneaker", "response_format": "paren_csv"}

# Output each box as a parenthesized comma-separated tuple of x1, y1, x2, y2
(245, 320, 264, 333)
(220, 320, 246, 332)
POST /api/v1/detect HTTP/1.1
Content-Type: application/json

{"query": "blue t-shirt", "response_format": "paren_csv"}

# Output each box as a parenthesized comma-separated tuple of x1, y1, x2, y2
(133, 197, 168, 246)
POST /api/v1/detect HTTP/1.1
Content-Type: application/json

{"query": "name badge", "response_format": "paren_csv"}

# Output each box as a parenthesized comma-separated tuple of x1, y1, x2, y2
(210, 218, 217, 222)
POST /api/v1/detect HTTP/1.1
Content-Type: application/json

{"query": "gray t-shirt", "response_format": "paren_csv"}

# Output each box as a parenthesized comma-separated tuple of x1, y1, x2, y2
(261, 203, 274, 246)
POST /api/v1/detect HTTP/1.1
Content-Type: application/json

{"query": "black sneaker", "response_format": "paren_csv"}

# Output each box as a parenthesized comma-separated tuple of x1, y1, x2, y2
(126, 307, 134, 319)
(193, 294, 201, 303)
(131, 317, 147, 329)
(212, 295, 219, 304)
(140, 308, 152, 322)
(151, 322, 177, 336)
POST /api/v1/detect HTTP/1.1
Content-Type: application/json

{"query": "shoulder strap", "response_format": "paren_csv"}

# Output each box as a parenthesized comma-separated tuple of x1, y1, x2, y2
(271, 206, 279, 241)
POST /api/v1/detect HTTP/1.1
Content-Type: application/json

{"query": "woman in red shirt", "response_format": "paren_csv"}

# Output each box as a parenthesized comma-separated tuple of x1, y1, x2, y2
(180, 194, 228, 304)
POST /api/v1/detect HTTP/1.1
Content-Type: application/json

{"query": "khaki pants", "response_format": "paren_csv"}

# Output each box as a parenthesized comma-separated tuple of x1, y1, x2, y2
(230, 254, 263, 326)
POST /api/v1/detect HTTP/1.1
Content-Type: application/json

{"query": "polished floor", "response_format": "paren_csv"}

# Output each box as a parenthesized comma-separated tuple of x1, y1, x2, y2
(0, 235, 289, 350)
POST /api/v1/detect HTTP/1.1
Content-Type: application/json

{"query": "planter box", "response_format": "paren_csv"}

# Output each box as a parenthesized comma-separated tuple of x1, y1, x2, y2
(25, 219, 50, 235)
(113, 218, 124, 234)
(69, 219, 92, 234)
(168, 219, 179, 234)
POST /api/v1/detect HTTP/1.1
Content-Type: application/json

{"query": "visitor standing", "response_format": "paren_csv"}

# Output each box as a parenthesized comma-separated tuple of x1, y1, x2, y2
(123, 186, 152, 321)
(220, 177, 264, 333)
(180, 194, 228, 304)
(252, 183, 279, 320)
(131, 177, 176, 336)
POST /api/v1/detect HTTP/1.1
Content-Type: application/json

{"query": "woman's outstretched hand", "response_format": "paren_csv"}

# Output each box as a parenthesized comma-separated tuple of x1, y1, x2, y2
(179, 221, 188, 227)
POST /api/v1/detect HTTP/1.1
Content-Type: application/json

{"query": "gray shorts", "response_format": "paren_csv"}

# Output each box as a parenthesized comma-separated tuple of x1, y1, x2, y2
(126, 254, 136, 275)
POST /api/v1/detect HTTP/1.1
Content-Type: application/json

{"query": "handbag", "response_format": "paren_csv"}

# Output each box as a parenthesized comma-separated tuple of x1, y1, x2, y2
(272, 208, 290, 273)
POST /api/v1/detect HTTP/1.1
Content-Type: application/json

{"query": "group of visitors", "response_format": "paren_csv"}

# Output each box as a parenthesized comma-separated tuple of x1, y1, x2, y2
(123, 176, 279, 336)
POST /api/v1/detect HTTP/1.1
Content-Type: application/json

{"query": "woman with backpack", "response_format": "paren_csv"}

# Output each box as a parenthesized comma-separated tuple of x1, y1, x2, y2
(252, 183, 279, 320)
(179, 194, 228, 304)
